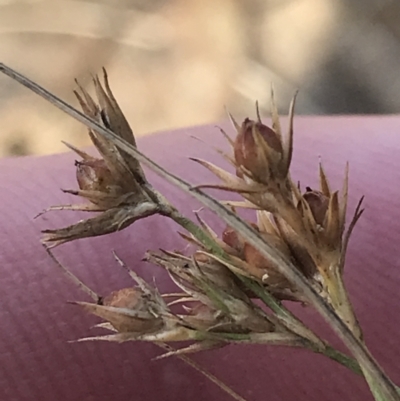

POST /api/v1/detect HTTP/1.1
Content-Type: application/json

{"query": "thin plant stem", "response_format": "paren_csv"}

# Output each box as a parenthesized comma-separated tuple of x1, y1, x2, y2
(157, 343, 248, 401)
(321, 344, 362, 376)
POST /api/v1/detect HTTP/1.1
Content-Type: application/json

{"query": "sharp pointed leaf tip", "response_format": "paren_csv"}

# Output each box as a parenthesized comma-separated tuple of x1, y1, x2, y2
(255, 100, 262, 123)
(226, 109, 240, 132)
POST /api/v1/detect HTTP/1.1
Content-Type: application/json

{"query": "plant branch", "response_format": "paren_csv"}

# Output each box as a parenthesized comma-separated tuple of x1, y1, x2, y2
(144, 198, 370, 379)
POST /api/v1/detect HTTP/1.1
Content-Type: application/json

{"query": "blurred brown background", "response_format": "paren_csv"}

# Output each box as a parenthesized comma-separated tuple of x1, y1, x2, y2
(1, 0, 400, 157)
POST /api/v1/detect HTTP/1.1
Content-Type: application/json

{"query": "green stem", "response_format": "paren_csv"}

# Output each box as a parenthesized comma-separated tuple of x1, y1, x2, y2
(319, 344, 362, 375)
(240, 276, 324, 347)
(160, 204, 227, 257)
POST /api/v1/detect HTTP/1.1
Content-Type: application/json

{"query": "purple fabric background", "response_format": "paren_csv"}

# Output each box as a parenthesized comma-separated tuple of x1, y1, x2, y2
(1, 116, 400, 401)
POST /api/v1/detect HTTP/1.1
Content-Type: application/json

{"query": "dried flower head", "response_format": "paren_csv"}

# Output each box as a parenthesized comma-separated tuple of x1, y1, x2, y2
(73, 258, 200, 345)
(190, 95, 364, 337)
(146, 250, 275, 333)
(41, 69, 160, 247)
(190, 95, 297, 219)
(70, 253, 302, 356)
(233, 118, 284, 183)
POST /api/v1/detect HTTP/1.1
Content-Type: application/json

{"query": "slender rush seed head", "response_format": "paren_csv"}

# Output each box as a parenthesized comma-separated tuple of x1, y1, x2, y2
(41, 69, 160, 247)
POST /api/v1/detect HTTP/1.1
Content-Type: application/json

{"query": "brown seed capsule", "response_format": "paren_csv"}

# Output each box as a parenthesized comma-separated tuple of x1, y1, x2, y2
(234, 118, 283, 183)
(243, 233, 291, 282)
(302, 187, 330, 226)
(101, 287, 164, 333)
(76, 159, 114, 194)
(222, 226, 245, 254)
(103, 287, 143, 309)
(183, 303, 225, 331)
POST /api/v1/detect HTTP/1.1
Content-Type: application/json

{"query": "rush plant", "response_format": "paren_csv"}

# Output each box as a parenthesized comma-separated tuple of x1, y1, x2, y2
(0, 63, 398, 401)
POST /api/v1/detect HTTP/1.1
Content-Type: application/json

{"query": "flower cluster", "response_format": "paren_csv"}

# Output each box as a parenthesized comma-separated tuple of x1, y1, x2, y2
(191, 99, 363, 338)
(41, 73, 363, 375)
(41, 70, 160, 247)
